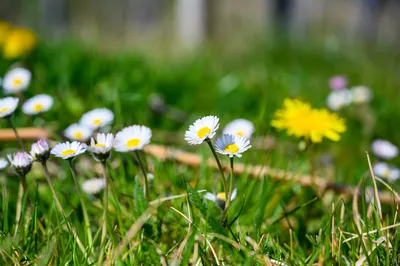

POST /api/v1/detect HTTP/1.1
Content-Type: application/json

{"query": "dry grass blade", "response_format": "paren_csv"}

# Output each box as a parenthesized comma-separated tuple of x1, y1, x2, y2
(342, 222, 400, 243)
(106, 206, 154, 265)
(366, 152, 382, 222)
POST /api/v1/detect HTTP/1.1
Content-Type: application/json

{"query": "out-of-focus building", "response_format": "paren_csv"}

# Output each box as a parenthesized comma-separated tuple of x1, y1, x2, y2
(1, 0, 400, 49)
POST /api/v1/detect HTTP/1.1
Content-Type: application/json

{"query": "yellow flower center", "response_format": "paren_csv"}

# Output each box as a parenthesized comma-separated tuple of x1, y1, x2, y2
(12, 78, 22, 87)
(33, 103, 43, 112)
(61, 149, 75, 157)
(236, 131, 244, 137)
(197, 127, 211, 138)
(224, 144, 239, 153)
(95, 143, 105, 148)
(0, 107, 8, 113)
(216, 192, 226, 201)
(73, 132, 83, 140)
(93, 119, 102, 126)
(126, 138, 141, 148)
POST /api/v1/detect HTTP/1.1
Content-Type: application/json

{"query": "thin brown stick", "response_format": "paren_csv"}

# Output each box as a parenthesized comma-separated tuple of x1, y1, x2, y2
(143, 144, 398, 205)
(0, 128, 50, 140)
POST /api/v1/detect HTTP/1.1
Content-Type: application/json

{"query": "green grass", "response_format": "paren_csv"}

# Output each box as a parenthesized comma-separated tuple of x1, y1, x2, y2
(1, 38, 400, 265)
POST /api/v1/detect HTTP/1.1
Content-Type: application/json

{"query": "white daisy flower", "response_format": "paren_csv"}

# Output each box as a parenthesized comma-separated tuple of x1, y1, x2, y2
(80, 108, 114, 130)
(0, 157, 8, 170)
(223, 118, 255, 139)
(371, 139, 398, 160)
(373, 162, 400, 182)
(351, 86, 372, 104)
(82, 178, 106, 195)
(51, 141, 87, 160)
(0, 97, 19, 118)
(215, 134, 251, 158)
(114, 125, 152, 152)
(88, 133, 114, 161)
(326, 89, 352, 111)
(22, 94, 53, 115)
(204, 189, 237, 209)
(185, 115, 219, 145)
(64, 123, 93, 142)
(30, 139, 50, 163)
(7, 152, 33, 176)
(2, 67, 31, 94)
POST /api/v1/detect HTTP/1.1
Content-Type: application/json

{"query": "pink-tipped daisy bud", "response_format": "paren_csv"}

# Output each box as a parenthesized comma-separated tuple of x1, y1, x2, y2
(30, 139, 50, 163)
(8, 152, 33, 176)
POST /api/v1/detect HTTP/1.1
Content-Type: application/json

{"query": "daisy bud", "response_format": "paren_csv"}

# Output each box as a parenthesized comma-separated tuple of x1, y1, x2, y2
(7, 152, 33, 176)
(88, 133, 114, 162)
(30, 139, 50, 163)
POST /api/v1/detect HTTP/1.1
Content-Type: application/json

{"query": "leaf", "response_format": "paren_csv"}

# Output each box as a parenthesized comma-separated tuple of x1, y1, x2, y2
(134, 176, 148, 219)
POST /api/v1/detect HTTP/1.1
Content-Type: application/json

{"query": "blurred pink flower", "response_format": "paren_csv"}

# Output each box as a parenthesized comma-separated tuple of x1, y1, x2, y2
(329, 75, 348, 90)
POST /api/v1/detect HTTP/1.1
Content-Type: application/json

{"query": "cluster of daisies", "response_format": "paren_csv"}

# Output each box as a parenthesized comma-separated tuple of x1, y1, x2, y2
(326, 75, 373, 111)
(271, 98, 346, 143)
(0, 67, 53, 118)
(371, 139, 399, 182)
(185, 116, 253, 209)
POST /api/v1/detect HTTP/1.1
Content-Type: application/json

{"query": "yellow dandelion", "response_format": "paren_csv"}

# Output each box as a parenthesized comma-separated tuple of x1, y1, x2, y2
(271, 98, 346, 143)
(0, 21, 11, 46)
(3, 27, 37, 59)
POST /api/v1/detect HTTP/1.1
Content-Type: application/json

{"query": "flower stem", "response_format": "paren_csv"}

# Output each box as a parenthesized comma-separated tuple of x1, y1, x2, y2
(41, 162, 92, 262)
(134, 151, 149, 201)
(13, 175, 26, 236)
(222, 157, 234, 226)
(205, 139, 228, 202)
(7, 117, 25, 151)
(68, 160, 94, 252)
(98, 161, 109, 265)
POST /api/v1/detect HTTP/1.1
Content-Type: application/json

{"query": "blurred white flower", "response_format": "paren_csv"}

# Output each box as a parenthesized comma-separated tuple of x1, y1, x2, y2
(215, 134, 251, 158)
(0, 157, 8, 170)
(2, 67, 31, 94)
(223, 118, 254, 139)
(371, 139, 398, 160)
(22, 94, 53, 115)
(80, 108, 114, 130)
(88, 133, 114, 161)
(30, 139, 50, 163)
(114, 125, 152, 152)
(64, 123, 93, 142)
(204, 189, 237, 209)
(51, 141, 86, 160)
(7, 152, 33, 176)
(82, 178, 106, 195)
(326, 89, 352, 111)
(351, 86, 372, 104)
(373, 162, 400, 182)
(185, 115, 219, 145)
(0, 97, 19, 118)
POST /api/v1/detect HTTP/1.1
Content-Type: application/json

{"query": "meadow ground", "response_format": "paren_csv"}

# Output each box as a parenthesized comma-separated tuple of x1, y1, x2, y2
(1, 36, 400, 265)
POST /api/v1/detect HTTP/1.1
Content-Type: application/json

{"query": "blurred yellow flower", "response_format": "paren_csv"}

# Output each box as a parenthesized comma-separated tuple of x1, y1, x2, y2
(0, 22, 11, 46)
(272, 98, 346, 143)
(3, 27, 37, 59)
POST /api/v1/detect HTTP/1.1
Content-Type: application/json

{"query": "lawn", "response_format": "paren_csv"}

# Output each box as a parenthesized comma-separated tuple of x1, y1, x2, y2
(0, 32, 400, 265)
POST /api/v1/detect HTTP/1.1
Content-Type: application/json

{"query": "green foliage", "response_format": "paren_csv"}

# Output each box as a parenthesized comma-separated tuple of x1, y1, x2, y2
(0, 38, 400, 264)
